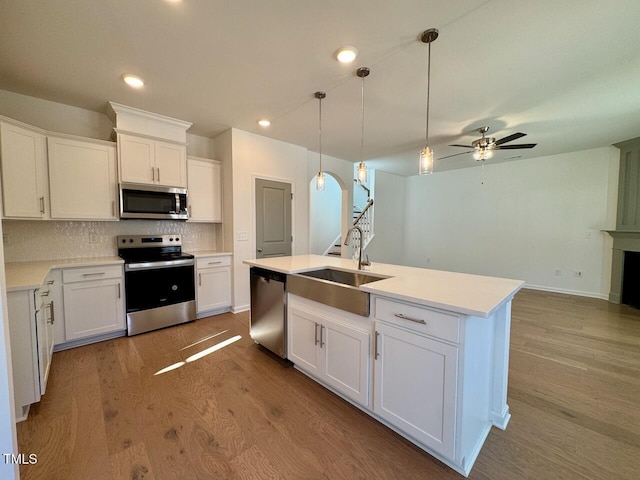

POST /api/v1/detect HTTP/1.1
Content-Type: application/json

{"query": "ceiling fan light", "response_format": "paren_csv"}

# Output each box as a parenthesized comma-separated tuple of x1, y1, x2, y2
(419, 146, 434, 175)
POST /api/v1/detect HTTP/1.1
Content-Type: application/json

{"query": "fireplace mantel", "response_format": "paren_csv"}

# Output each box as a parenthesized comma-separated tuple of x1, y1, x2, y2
(605, 230, 640, 303)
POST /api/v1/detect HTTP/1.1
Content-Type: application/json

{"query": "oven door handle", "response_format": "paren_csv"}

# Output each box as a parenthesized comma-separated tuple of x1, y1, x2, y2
(125, 259, 195, 271)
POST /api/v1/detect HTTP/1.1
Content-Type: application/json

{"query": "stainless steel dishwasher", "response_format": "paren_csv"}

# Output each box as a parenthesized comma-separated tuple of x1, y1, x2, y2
(250, 267, 287, 358)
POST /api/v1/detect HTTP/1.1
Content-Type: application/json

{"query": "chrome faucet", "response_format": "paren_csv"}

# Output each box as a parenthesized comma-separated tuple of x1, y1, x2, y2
(344, 226, 370, 270)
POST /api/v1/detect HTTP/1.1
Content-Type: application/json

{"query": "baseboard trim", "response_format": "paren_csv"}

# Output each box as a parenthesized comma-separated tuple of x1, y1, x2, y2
(523, 284, 608, 300)
(232, 304, 250, 314)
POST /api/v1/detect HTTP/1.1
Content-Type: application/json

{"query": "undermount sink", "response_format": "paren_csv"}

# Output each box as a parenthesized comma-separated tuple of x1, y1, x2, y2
(287, 268, 387, 316)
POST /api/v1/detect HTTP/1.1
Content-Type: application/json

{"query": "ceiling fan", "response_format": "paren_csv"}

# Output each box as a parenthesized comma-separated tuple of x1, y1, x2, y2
(440, 127, 537, 161)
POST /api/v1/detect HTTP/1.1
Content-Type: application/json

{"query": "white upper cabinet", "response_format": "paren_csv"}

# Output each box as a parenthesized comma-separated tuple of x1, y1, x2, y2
(187, 157, 222, 222)
(0, 121, 50, 219)
(108, 102, 191, 188)
(47, 136, 118, 220)
(117, 133, 187, 187)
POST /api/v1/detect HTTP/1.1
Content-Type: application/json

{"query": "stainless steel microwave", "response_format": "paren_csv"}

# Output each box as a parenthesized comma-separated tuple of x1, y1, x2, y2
(119, 183, 189, 220)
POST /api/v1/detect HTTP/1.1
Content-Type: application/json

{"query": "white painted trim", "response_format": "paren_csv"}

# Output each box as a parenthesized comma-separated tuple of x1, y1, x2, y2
(232, 304, 250, 314)
(523, 284, 609, 300)
(113, 128, 188, 146)
(107, 102, 192, 130)
(322, 234, 342, 256)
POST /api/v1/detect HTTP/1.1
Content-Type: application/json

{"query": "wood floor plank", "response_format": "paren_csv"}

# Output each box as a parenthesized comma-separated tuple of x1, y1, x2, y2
(16, 290, 640, 479)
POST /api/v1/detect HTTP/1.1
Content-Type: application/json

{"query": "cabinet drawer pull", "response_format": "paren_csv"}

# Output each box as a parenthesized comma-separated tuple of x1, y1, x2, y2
(47, 280, 54, 285)
(320, 325, 325, 348)
(394, 313, 426, 325)
(157, 167, 160, 182)
(82, 272, 106, 277)
(151, 167, 156, 181)
(208, 261, 222, 265)
(39, 196, 45, 214)
(118, 283, 121, 299)
(374, 331, 380, 360)
(198, 273, 202, 287)
(314, 322, 319, 345)
(40, 291, 50, 297)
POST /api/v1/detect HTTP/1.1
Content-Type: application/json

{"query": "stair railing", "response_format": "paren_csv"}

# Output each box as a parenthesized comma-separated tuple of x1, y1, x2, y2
(352, 198, 374, 253)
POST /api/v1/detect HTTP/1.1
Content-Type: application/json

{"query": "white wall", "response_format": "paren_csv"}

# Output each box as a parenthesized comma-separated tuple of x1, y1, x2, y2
(309, 174, 342, 254)
(366, 170, 405, 265)
(400, 147, 619, 298)
(219, 129, 309, 311)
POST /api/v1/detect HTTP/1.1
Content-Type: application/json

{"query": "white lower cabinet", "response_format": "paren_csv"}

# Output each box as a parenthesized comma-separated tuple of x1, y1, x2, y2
(373, 322, 458, 459)
(7, 273, 58, 420)
(62, 265, 125, 341)
(195, 255, 232, 315)
(288, 295, 370, 407)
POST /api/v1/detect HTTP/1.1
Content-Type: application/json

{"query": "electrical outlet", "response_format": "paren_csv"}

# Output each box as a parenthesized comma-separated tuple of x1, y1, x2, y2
(237, 232, 249, 241)
(574, 270, 583, 278)
(554, 268, 561, 276)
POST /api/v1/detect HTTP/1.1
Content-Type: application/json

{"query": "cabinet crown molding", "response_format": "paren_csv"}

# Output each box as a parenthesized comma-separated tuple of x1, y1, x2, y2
(107, 102, 192, 143)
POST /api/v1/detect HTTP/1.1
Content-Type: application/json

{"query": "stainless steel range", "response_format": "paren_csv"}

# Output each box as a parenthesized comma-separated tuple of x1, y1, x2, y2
(117, 235, 196, 335)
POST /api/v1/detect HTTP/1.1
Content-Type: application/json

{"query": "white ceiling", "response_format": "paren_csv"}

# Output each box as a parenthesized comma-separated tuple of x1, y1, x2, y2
(1, 0, 640, 176)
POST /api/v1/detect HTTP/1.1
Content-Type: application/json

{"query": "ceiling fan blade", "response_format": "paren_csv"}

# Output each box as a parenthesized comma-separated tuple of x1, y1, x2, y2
(438, 150, 473, 160)
(495, 143, 537, 150)
(494, 132, 526, 146)
(449, 144, 473, 148)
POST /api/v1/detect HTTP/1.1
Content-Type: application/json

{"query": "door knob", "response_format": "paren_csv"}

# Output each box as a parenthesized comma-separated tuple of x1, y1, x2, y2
(257, 248, 263, 252)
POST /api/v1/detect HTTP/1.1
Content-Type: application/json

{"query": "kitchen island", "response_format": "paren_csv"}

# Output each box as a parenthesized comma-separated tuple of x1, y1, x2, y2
(244, 255, 523, 477)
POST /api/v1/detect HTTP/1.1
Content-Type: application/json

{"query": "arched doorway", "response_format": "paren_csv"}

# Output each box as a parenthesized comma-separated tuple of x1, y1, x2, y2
(309, 171, 348, 256)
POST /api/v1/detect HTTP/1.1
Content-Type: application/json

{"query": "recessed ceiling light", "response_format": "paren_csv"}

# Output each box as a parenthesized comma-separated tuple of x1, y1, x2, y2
(335, 46, 358, 63)
(257, 119, 271, 127)
(122, 74, 144, 88)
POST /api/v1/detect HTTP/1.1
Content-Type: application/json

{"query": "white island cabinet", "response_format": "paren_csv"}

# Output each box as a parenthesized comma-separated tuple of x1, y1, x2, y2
(244, 254, 523, 477)
(288, 295, 371, 407)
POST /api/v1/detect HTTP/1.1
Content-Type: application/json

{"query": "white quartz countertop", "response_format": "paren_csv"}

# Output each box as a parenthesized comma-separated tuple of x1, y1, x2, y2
(5, 256, 123, 292)
(188, 250, 233, 257)
(244, 254, 524, 318)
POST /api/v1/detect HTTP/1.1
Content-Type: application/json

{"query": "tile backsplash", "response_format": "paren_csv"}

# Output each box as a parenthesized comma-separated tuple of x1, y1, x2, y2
(2, 220, 222, 262)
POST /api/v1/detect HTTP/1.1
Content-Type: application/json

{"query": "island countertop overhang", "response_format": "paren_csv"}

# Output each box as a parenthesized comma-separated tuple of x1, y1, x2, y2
(244, 254, 524, 318)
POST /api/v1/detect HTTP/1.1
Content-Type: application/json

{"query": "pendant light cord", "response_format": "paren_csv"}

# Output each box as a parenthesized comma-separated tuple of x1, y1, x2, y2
(425, 40, 431, 147)
(318, 95, 322, 172)
(361, 73, 365, 164)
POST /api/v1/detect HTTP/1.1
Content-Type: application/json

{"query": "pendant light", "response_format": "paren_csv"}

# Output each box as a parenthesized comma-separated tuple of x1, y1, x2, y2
(315, 91, 326, 191)
(419, 28, 439, 175)
(356, 67, 370, 184)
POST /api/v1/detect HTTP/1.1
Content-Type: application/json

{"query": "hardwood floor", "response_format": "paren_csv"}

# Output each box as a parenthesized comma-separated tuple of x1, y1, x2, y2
(16, 289, 640, 479)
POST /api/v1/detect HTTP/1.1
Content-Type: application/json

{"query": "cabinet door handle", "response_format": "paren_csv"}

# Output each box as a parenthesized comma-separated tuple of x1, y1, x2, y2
(40, 291, 50, 297)
(82, 272, 106, 277)
(112, 200, 115, 217)
(320, 325, 325, 348)
(394, 313, 426, 325)
(374, 331, 380, 360)
(47, 301, 55, 325)
(314, 322, 319, 345)
(47, 280, 54, 285)
(151, 167, 155, 181)
(117, 283, 121, 299)
(157, 167, 160, 183)
(208, 261, 222, 265)
(39, 196, 45, 214)
(198, 273, 202, 286)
